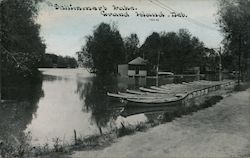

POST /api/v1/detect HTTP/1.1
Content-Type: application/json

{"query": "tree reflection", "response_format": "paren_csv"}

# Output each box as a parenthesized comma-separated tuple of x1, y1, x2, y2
(76, 75, 120, 134)
(0, 76, 44, 145)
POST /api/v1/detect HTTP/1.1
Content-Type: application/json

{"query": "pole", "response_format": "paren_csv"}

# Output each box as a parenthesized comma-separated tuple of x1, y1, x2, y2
(156, 50, 160, 87)
(238, 33, 241, 85)
(0, 48, 1, 102)
(74, 129, 77, 145)
(218, 47, 222, 81)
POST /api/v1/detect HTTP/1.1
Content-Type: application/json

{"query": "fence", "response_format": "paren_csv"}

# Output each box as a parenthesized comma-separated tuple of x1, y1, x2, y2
(181, 81, 236, 106)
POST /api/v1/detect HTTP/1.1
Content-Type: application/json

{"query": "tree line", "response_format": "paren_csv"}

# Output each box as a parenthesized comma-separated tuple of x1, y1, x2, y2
(218, 0, 250, 81)
(78, 0, 250, 79)
(77, 23, 209, 75)
(39, 53, 78, 68)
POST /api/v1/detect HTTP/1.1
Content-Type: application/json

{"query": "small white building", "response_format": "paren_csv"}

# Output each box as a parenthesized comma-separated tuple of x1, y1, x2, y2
(118, 64, 128, 77)
(128, 57, 147, 77)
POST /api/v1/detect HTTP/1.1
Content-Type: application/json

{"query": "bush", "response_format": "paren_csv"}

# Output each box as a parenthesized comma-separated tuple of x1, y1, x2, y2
(162, 95, 223, 123)
(116, 122, 135, 137)
(233, 83, 250, 92)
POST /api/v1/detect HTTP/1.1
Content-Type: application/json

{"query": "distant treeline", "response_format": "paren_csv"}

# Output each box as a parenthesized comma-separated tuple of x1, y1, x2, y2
(77, 22, 213, 75)
(40, 54, 78, 68)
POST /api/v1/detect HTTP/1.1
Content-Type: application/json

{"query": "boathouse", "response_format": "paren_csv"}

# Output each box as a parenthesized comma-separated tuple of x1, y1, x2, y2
(128, 57, 147, 77)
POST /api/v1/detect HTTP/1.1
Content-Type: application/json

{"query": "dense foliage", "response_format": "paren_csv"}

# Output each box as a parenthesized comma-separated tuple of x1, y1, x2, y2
(141, 29, 206, 74)
(77, 75, 118, 135)
(0, 0, 45, 84)
(40, 53, 78, 68)
(218, 0, 250, 79)
(79, 23, 125, 74)
(140, 32, 161, 66)
(79, 23, 208, 75)
(124, 33, 140, 62)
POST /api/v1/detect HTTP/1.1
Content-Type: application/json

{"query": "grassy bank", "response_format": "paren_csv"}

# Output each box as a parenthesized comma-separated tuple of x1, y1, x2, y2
(233, 82, 250, 91)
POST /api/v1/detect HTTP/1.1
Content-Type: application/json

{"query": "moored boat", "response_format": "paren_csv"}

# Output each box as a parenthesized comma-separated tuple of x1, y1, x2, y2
(107, 92, 131, 101)
(125, 96, 185, 107)
(107, 92, 168, 102)
(175, 93, 187, 98)
(118, 92, 164, 99)
(150, 86, 170, 92)
(139, 87, 169, 94)
(126, 89, 147, 95)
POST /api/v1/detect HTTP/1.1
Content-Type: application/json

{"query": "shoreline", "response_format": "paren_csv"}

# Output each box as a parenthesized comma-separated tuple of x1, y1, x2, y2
(0, 82, 248, 158)
(71, 86, 250, 158)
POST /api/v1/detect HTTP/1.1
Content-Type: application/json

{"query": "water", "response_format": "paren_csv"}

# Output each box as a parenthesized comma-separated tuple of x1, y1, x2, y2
(1, 68, 177, 146)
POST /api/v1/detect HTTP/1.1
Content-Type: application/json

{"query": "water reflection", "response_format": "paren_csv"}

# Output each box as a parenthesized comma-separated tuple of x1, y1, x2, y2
(0, 78, 43, 145)
(77, 75, 122, 134)
(0, 68, 202, 146)
(77, 74, 179, 135)
(43, 74, 65, 82)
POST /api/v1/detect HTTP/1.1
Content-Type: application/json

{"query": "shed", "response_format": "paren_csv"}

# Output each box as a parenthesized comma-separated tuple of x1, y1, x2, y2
(128, 57, 147, 77)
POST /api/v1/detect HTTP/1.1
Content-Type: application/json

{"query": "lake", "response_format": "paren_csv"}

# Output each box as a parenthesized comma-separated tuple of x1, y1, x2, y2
(1, 68, 179, 146)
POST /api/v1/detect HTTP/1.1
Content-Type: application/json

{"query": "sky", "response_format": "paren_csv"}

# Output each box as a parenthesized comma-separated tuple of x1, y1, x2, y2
(36, 0, 224, 57)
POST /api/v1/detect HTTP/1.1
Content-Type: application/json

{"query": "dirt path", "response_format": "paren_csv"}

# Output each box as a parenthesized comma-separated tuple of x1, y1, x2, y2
(71, 89, 250, 158)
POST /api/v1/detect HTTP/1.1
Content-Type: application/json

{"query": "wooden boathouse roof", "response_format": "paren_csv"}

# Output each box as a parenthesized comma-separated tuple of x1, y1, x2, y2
(128, 57, 147, 65)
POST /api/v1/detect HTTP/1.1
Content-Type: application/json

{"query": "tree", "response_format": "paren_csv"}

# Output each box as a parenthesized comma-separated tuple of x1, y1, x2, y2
(217, 0, 250, 82)
(140, 29, 205, 74)
(124, 33, 140, 62)
(167, 29, 205, 73)
(0, 0, 45, 84)
(140, 32, 161, 66)
(40, 54, 78, 68)
(159, 31, 179, 72)
(79, 23, 125, 75)
(77, 46, 94, 71)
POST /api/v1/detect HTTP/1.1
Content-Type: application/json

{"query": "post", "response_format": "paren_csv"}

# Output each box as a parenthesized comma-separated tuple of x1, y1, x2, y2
(218, 47, 222, 81)
(98, 126, 103, 135)
(238, 33, 241, 85)
(74, 129, 77, 145)
(156, 50, 160, 87)
(0, 49, 1, 102)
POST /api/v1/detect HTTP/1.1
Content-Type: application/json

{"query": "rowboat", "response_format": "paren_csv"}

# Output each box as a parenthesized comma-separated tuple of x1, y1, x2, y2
(139, 87, 169, 94)
(107, 92, 167, 102)
(107, 92, 133, 101)
(107, 92, 146, 103)
(150, 86, 170, 92)
(121, 92, 171, 98)
(118, 80, 236, 108)
(125, 96, 185, 107)
(118, 92, 163, 99)
(175, 93, 187, 97)
(126, 89, 147, 95)
(128, 97, 179, 103)
(118, 92, 138, 97)
(126, 89, 167, 97)
(160, 84, 184, 89)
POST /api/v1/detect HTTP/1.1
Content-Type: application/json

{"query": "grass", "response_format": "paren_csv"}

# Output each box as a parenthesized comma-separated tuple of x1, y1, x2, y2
(161, 95, 223, 123)
(116, 122, 135, 137)
(233, 82, 250, 92)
